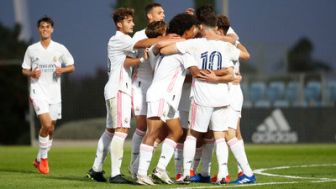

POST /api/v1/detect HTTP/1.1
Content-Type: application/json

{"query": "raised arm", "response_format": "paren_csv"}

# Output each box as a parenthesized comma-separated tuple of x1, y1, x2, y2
(237, 42, 250, 62)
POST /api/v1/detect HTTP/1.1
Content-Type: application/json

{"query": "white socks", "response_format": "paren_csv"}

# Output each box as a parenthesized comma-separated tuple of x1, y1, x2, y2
(130, 129, 145, 171)
(216, 138, 229, 179)
(38, 135, 49, 160)
(200, 139, 214, 177)
(174, 143, 184, 174)
(228, 137, 253, 177)
(157, 138, 177, 170)
(92, 130, 113, 172)
(110, 132, 127, 177)
(192, 147, 202, 172)
(183, 136, 197, 176)
(138, 144, 154, 176)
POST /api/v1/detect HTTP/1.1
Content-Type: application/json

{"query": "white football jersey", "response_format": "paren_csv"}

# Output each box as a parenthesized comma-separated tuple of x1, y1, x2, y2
(132, 29, 153, 82)
(146, 53, 196, 110)
(22, 40, 74, 104)
(178, 81, 192, 111)
(104, 31, 136, 100)
(176, 38, 239, 107)
(227, 27, 243, 110)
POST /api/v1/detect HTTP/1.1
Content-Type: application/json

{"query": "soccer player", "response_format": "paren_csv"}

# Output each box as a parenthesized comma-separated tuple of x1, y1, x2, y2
(200, 15, 256, 184)
(22, 16, 75, 174)
(87, 7, 147, 184)
(136, 13, 199, 185)
(130, 3, 165, 176)
(159, 6, 250, 185)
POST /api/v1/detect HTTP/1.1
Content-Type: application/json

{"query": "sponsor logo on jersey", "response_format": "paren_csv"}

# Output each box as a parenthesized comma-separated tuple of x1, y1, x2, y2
(252, 109, 298, 143)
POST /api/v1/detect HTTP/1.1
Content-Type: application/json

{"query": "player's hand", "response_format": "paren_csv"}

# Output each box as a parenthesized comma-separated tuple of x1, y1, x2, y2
(185, 8, 195, 15)
(232, 73, 242, 84)
(31, 68, 41, 79)
(143, 48, 149, 60)
(198, 70, 218, 83)
(55, 66, 63, 76)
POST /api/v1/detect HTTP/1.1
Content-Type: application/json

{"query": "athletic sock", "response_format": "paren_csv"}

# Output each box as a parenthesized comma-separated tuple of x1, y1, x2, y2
(174, 143, 184, 174)
(183, 136, 197, 177)
(192, 147, 202, 173)
(228, 137, 253, 177)
(130, 129, 145, 171)
(201, 138, 214, 177)
(110, 132, 127, 177)
(237, 139, 244, 174)
(157, 138, 177, 170)
(38, 135, 49, 160)
(215, 138, 229, 179)
(92, 130, 113, 172)
(137, 144, 154, 176)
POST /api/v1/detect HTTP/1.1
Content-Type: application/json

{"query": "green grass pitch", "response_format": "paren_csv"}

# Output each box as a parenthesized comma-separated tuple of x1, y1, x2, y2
(0, 143, 335, 189)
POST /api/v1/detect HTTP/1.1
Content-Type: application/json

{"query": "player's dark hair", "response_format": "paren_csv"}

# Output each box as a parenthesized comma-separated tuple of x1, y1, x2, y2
(145, 21, 166, 38)
(37, 16, 54, 27)
(196, 4, 217, 27)
(112, 7, 134, 25)
(145, 3, 162, 15)
(167, 13, 198, 36)
(217, 15, 230, 35)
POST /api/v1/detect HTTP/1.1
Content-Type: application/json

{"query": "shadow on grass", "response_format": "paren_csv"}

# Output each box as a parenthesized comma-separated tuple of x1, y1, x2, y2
(0, 168, 36, 174)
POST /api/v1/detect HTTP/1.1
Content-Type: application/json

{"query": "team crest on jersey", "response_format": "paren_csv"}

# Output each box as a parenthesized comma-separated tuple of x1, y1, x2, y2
(31, 57, 39, 63)
(53, 56, 59, 62)
(124, 118, 129, 124)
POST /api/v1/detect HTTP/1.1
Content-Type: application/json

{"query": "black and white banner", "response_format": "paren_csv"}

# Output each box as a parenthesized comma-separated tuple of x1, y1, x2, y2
(240, 108, 336, 143)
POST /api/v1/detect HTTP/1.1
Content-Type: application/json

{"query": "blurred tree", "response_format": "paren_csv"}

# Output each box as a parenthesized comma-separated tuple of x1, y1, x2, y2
(288, 37, 330, 72)
(194, 0, 215, 9)
(0, 22, 30, 144)
(0, 23, 30, 59)
(114, 0, 153, 32)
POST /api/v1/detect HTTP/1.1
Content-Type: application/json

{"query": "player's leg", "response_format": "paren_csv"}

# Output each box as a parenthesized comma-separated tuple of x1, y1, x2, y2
(174, 110, 188, 180)
(235, 119, 244, 176)
(108, 91, 132, 184)
(211, 107, 230, 184)
(177, 101, 211, 184)
(129, 115, 146, 177)
(87, 99, 116, 182)
(225, 107, 255, 184)
(36, 113, 53, 174)
(153, 115, 182, 184)
(130, 83, 148, 174)
(136, 100, 166, 185)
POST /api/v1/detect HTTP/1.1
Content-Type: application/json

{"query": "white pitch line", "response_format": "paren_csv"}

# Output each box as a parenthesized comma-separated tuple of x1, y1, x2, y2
(254, 163, 336, 180)
(172, 181, 298, 189)
(172, 164, 336, 189)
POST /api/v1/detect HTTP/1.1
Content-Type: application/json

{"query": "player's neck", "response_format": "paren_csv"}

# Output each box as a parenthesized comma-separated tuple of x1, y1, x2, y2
(40, 38, 52, 49)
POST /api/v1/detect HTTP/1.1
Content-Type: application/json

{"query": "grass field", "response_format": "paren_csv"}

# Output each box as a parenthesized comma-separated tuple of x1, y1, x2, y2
(0, 143, 336, 189)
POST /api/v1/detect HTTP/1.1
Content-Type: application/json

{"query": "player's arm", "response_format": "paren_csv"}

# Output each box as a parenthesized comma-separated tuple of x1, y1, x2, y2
(204, 32, 237, 44)
(133, 34, 181, 49)
(123, 49, 148, 68)
(237, 42, 250, 62)
(22, 68, 41, 79)
(55, 64, 75, 76)
(198, 67, 235, 83)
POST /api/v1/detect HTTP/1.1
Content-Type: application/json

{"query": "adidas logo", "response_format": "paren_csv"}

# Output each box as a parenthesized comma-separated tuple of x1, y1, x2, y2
(252, 109, 298, 143)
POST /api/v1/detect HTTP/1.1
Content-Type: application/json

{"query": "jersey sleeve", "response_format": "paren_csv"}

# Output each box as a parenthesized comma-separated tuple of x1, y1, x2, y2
(181, 53, 197, 69)
(176, 39, 194, 54)
(21, 47, 31, 70)
(61, 45, 74, 66)
(227, 27, 240, 41)
(229, 44, 240, 64)
(120, 36, 137, 53)
(147, 45, 158, 70)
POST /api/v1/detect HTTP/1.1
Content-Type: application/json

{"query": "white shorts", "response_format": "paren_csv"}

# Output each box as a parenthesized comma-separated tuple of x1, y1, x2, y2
(226, 106, 241, 130)
(179, 110, 189, 129)
(30, 97, 61, 121)
(147, 99, 179, 122)
(106, 91, 132, 129)
(132, 80, 151, 116)
(189, 100, 230, 132)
